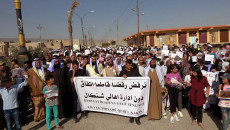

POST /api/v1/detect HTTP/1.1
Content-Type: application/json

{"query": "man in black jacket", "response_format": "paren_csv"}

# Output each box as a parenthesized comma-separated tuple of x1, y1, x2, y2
(119, 59, 142, 125)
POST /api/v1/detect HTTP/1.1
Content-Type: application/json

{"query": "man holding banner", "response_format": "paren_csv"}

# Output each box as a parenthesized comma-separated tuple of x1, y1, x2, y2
(72, 55, 151, 125)
(69, 61, 86, 122)
(119, 59, 142, 125)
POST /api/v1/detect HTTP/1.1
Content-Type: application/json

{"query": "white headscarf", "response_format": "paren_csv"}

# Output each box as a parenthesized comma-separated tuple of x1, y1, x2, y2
(222, 62, 229, 72)
(32, 59, 45, 75)
(145, 59, 163, 84)
(32, 59, 45, 80)
(114, 57, 124, 71)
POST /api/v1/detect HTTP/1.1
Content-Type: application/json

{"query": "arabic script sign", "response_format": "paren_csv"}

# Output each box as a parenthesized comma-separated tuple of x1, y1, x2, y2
(74, 77, 150, 117)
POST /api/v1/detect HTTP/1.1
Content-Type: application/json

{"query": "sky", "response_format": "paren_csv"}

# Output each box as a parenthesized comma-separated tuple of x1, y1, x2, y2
(0, 0, 230, 41)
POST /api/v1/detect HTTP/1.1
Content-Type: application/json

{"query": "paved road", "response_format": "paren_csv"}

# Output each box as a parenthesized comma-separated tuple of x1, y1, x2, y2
(22, 109, 222, 130)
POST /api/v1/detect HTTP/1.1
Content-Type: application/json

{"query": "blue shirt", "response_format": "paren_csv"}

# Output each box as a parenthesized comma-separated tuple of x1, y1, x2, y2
(0, 78, 28, 110)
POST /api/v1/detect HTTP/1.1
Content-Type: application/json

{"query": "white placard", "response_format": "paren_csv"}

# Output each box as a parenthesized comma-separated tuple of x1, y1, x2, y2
(163, 45, 168, 50)
(128, 51, 133, 55)
(170, 78, 183, 87)
(12, 68, 25, 78)
(85, 50, 90, 56)
(74, 77, 150, 117)
(205, 54, 214, 62)
(192, 56, 197, 62)
(202, 70, 219, 100)
(45, 90, 58, 98)
(161, 50, 169, 56)
(176, 52, 183, 58)
(189, 36, 197, 45)
(170, 53, 176, 58)
(201, 71, 219, 87)
(152, 49, 157, 53)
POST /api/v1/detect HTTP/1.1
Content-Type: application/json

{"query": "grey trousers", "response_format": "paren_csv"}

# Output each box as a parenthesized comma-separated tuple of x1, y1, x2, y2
(178, 90, 182, 111)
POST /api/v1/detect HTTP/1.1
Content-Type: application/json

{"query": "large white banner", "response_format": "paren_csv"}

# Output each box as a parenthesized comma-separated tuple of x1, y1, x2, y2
(74, 77, 150, 117)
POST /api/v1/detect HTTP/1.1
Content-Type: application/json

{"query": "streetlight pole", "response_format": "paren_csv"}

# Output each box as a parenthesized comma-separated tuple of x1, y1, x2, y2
(72, 10, 94, 48)
(82, 26, 95, 47)
(137, 0, 140, 47)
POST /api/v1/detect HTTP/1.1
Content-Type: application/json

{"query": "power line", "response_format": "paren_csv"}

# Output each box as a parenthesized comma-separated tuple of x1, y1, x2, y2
(103, 0, 137, 41)
(139, 0, 154, 10)
(118, 0, 135, 19)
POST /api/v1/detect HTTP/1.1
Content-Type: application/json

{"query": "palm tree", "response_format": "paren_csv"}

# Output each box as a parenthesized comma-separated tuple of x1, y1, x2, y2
(68, 0, 80, 49)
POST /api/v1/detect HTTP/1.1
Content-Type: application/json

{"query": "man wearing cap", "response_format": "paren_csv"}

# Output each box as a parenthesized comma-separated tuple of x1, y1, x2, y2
(27, 58, 46, 121)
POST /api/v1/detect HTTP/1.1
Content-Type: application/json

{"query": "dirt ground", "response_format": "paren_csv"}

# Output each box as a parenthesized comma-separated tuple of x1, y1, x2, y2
(21, 109, 222, 130)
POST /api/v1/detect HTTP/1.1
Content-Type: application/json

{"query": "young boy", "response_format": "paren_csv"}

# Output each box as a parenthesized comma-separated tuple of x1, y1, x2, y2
(0, 74, 28, 130)
(43, 75, 63, 130)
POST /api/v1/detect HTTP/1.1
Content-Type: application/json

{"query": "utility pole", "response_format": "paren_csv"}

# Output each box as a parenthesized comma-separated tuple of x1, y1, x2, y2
(109, 27, 112, 41)
(37, 24, 42, 46)
(146, 24, 149, 30)
(137, 0, 140, 47)
(117, 18, 119, 46)
(88, 30, 90, 47)
(72, 10, 94, 48)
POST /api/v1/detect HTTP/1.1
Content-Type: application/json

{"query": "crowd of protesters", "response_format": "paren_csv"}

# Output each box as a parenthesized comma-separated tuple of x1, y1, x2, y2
(0, 40, 230, 130)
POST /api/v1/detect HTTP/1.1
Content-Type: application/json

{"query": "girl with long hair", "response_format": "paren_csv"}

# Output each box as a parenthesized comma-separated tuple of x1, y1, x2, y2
(165, 64, 184, 123)
(188, 66, 210, 129)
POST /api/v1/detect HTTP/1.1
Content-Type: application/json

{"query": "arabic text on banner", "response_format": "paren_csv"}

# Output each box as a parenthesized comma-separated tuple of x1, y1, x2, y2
(74, 77, 150, 117)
